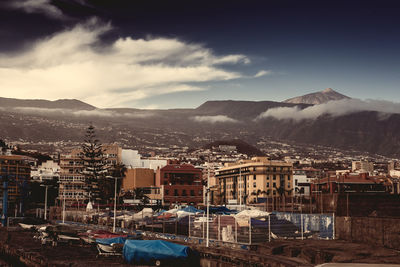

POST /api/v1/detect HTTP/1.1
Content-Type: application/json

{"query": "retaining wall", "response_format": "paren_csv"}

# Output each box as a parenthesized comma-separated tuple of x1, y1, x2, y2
(336, 216, 400, 250)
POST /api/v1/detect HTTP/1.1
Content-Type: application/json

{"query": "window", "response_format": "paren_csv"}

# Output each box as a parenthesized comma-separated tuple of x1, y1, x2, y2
(253, 175, 256, 180)
(174, 189, 178, 196)
(182, 189, 187, 196)
(295, 179, 298, 186)
(267, 182, 270, 187)
(165, 190, 169, 195)
(190, 190, 195, 196)
(273, 175, 276, 180)
(199, 190, 203, 196)
(273, 182, 276, 188)
(253, 182, 256, 188)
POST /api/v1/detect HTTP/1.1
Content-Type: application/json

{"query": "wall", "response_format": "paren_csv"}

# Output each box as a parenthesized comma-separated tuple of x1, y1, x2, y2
(122, 168, 155, 191)
(314, 194, 400, 217)
(336, 216, 400, 250)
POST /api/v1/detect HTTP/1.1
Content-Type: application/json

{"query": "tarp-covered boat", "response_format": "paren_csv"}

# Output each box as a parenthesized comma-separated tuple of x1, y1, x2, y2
(123, 240, 194, 265)
(96, 236, 126, 256)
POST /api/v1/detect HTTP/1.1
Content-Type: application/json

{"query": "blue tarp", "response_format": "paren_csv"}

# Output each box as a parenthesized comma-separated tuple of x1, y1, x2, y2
(96, 236, 126, 245)
(182, 206, 204, 213)
(274, 212, 334, 239)
(208, 206, 236, 215)
(123, 240, 190, 264)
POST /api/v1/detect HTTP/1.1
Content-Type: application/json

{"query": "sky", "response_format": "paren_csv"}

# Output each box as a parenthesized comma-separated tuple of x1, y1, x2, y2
(0, 1, 399, 109)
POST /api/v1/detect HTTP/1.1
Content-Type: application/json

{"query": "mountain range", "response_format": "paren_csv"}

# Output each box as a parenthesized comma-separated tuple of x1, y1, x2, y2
(1, 89, 400, 158)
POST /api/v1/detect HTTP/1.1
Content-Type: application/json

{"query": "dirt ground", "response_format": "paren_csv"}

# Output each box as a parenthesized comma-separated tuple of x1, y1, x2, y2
(256, 239, 400, 265)
(0, 228, 130, 266)
(1, 227, 400, 266)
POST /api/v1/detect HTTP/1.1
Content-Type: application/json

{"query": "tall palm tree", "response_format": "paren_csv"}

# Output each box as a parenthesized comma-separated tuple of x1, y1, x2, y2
(251, 189, 266, 203)
(264, 189, 271, 212)
(274, 185, 293, 211)
(133, 188, 150, 205)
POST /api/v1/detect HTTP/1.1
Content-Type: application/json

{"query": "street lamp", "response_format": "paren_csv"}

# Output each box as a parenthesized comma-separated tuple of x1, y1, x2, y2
(57, 181, 66, 224)
(1, 173, 9, 226)
(40, 184, 52, 220)
(106, 176, 120, 233)
(206, 165, 210, 247)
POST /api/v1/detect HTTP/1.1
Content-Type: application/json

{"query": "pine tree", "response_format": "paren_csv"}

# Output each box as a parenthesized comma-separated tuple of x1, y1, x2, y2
(81, 125, 107, 202)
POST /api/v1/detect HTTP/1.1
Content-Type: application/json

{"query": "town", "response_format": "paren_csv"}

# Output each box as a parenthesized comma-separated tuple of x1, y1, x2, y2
(1, 124, 400, 266)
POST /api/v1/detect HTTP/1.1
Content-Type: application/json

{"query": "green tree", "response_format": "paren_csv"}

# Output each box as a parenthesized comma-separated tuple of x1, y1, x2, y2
(81, 125, 107, 203)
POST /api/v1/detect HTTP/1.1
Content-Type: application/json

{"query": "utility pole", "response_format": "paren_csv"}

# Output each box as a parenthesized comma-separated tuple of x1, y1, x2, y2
(2, 173, 8, 226)
(113, 176, 117, 233)
(206, 163, 210, 247)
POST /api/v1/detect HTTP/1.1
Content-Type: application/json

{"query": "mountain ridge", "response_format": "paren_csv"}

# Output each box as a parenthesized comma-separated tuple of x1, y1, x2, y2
(0, 97, 96, 110)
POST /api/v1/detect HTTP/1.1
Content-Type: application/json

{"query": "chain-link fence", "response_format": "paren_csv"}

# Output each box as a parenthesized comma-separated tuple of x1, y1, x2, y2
(141, 212, 334, 245)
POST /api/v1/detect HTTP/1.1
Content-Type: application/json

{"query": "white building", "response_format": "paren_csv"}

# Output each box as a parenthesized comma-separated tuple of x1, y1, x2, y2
(352, 160, 374, 175)
(293, 169, 311, 196)
(31, 160, 60, 182)
(122, 149, 167, 171)
(390, 169, 400, 178)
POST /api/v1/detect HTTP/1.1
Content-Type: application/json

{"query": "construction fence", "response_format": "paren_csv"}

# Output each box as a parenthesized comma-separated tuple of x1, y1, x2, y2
(143, 212, 335, 245)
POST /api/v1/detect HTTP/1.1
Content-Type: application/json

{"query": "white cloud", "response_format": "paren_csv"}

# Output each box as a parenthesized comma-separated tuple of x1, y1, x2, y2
(192, 115, 239, 123)
(12, 107, 154, 118)
(0, 18, 255, 108)
(4, 0, 68, 20)
(254, 70, 271, 78)
(256, 98, 400, 121)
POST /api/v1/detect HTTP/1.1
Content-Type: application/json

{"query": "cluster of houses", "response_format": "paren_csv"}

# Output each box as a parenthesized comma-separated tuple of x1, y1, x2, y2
(1, 143, 400, 217)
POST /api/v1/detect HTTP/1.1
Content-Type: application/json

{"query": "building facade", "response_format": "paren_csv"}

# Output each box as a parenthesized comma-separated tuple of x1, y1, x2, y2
(31, 160, 60, 182)
(156, 163, 203, 205)
(59, 144, 122, 203)
(121, 149, 167, 171)
(293, 169, 311, 196)
(0, 155, 33, 213)
(122, 168, 155, 191)
(215, 157, 293, 204)
(352, 160, 374, 175)
(311, 173, 388, 194)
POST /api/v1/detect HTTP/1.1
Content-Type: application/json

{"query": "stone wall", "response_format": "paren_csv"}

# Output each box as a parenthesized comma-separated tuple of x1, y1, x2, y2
(336, 216, 400, 250)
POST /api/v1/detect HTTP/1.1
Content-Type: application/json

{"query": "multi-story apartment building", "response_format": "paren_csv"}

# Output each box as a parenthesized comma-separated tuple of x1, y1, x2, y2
(0, 155, 33, 213)
(59, 144, 122, 203)
(155, 162, 203, 205)
(293, 169, 311, 196)
(215, 157, 293, 204)
(31, 160, 60, 182)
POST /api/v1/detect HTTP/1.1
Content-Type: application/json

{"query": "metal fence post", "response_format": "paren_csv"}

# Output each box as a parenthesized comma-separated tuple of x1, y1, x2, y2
(268, 215, 271, 242)
(301, 213, 304, 240)
(188, 214, 191, 238)
(332, 212, 335, 240)
(249, 215, 252, 245)
(218, 215, 221, 241)
(202, 217, 205, 239)
(235, 216, 238, 243)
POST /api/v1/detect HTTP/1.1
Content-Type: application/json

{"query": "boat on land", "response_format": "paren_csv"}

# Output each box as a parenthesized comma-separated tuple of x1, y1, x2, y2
(123, 239, 199, 266)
